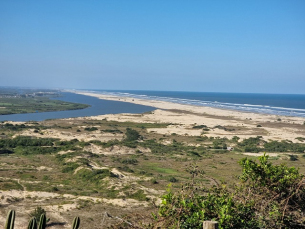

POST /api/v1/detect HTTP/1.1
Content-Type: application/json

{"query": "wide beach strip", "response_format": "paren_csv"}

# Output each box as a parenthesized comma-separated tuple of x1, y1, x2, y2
(71, 90, 305, 143)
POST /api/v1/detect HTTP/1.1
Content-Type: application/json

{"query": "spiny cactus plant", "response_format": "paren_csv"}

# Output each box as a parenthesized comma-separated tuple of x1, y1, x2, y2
(5, 210, 15, 229)
(3, 210, 80, 229)
(72, 216, 80, 229)
(38, 214, 46, 229)
(27, 217, 37, 229)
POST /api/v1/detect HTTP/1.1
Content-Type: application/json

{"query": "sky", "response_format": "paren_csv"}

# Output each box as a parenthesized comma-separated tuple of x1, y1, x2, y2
(0, 0, 305, 94)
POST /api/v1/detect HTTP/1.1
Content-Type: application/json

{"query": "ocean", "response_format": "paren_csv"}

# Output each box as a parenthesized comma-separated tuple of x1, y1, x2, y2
(90, 90, 305, 118)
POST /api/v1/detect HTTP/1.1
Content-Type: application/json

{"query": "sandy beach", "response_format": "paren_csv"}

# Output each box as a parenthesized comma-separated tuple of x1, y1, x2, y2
(70, 91, 305, 143)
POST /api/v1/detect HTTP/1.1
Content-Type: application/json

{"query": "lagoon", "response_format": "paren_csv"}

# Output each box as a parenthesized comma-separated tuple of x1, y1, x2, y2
(0, 92, 156, 122)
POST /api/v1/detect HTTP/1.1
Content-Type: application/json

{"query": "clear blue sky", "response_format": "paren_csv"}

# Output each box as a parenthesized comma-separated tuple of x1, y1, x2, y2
(0, 0, 304, 94)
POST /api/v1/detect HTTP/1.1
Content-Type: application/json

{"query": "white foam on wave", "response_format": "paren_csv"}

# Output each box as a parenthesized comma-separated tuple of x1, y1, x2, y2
(96, 91, 305, 117)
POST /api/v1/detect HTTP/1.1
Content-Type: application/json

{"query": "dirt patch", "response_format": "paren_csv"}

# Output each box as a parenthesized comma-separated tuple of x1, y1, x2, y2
(37, 166, 53, 171)
(241, 152, 300, 157)
(86, 144, 138, 155)
(18, 129, 123, 142)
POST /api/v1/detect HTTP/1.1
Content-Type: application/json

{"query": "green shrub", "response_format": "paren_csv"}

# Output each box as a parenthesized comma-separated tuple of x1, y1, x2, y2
(127, 190, 149, 201)
(169, 177, 178, 183)
(231, 136, 240, 142)
(289, 154, 298, 161)
(192, 125, 208, 129)
(153, 154, 305, 228)
(62, 162, 79, 173)
(264, 140, 305, 153)
(29, 207, 50, 223)
(51, 186, 59, 192)
(151, 179, 158, 184)
(120, 158, 138, 165)
(119, 166, 134, 173)
(75, 168, 111, 183)
(102, 129, 123, 134)
(84, 127, 98, 131)
(0, 179, 23, 191)
(0, 149, 14, 155)
(125, 128, 141, 141)
(187, 151, 201, 157)
(296, 137, 305, 142)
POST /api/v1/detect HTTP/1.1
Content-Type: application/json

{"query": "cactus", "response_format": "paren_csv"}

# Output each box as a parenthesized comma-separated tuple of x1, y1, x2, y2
(5, 210, 15, 229)
(72, 216, 80, 229)
(27, 217, 37, 229)
(38, 214, 46, 229)
(3, 210, 80, 229)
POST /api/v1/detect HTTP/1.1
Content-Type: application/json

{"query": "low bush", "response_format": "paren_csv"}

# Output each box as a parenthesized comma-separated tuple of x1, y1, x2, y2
(84, 127, 98, 131)
(152, 154, 305, 228)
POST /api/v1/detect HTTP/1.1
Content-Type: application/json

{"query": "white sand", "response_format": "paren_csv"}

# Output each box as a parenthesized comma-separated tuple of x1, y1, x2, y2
(70, 91, 305, 143)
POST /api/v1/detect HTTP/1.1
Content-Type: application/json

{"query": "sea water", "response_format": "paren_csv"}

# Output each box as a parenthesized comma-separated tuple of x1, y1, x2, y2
(91, 90, 305, 117)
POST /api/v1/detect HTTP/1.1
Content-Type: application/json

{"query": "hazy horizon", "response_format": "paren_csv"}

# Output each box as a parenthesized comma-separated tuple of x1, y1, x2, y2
(1, 86, 305, 96)
(1, 1, 304, 94)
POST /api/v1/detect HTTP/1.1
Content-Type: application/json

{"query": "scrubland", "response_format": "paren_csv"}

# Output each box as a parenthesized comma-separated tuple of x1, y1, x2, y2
(0, 107, 305, 228)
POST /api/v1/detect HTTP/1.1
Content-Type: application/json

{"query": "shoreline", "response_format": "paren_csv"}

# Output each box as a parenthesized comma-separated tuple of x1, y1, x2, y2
(71, 90, 305, 122)
(69, 90, 305, 143)
(73, 90, 305, 118)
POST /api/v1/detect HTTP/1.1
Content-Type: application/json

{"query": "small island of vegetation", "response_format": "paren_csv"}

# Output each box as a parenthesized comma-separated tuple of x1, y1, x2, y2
(0, 88, 89, 115)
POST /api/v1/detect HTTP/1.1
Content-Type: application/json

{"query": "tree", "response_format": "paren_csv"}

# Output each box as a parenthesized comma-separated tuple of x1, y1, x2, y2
(151, 154, 305, 228)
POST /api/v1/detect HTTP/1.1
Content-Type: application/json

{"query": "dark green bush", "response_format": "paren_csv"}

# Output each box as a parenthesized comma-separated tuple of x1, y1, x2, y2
(120, 158, 138, 165)
(153, 155, 305, 228)
(62, 162, 79, 173)
(84, 127, 98, 131)
(169, 177, 178, 183)
(75, 168, 111, 183)
(125, 128, 141, 141)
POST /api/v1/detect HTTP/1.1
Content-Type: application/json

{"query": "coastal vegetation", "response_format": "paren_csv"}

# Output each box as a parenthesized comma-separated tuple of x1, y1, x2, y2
(151, 154, 305, 228)
(2, 209, 79, 229)
(0, 113, 304, 227)
(0, 89, 89, 115)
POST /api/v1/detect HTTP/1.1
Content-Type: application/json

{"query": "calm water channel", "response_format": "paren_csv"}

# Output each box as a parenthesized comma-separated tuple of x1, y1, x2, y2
(0, 92, 156, 122)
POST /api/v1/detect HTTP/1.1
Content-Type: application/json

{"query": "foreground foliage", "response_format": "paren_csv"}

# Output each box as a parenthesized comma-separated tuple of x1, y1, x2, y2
(152, 154, 305, 228)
